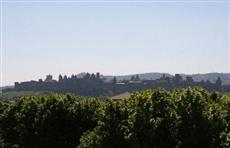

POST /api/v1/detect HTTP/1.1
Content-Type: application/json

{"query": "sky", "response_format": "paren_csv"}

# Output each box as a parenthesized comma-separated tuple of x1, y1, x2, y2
(1, 0, 229, 86)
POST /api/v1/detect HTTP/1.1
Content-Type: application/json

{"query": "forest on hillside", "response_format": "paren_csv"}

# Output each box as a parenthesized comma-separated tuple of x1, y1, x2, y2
(0, 88, 230, 148)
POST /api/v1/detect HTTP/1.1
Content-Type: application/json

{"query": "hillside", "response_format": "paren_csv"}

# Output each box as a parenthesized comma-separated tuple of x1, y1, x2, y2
(103, 72, 230, 85)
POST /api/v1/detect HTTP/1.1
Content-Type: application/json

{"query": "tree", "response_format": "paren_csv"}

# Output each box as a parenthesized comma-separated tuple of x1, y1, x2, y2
(0, 95, 102, 148)
(59, 75, 63, 82)
(113, 77, 117, 84)
(135, 75, 140, 81)
(131, 76, 135, 81)
(64, 75, 68, 80)
(84, 73, 91, 80)
(90, 74, 96, 80)
(96, 73, 100, 79)
(0, 88, 229, 148)
(78, 88, 230, 148)
(216, 77, 222, 91)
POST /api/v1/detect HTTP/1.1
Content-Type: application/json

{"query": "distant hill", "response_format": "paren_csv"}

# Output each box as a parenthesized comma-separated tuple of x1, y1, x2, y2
(0, 86, 14, 93)
(103, 73, 230, 85)
(76, 72, 88, 78)
(180, 73, 230, 85)
(0, 86, 14, 90)
(104, 73, 171, 81)
(1, 72, 229, 99)
(2, 73, 229, 91)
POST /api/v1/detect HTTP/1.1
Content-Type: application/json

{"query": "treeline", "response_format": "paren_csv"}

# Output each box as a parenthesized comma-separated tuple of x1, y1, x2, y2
(0, 88, 229, 148)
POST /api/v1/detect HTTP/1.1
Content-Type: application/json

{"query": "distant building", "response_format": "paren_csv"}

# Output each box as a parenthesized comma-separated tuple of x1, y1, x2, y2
(129, 81, 142, 84)
(45, 74, 53, 82)
(175, 74, 183, 82)
(186, 76, 193, 83)
(11, 73, 224, 97)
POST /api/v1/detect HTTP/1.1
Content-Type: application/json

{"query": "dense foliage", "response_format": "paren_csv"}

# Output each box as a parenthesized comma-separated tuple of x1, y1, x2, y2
(0, 88, 229, 148)
(0, 94, 102, 148)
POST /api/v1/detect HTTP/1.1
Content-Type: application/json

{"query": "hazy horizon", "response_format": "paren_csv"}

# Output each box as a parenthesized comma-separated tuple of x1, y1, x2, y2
(1, 0, 229, 86)
(2, 71, 230, 86)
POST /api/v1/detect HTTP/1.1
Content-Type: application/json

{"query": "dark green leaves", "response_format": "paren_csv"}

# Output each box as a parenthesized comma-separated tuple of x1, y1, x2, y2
(0, 88, 229, 148)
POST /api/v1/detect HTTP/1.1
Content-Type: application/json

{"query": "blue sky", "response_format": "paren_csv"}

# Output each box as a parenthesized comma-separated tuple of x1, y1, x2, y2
(1, 0, 229, 85)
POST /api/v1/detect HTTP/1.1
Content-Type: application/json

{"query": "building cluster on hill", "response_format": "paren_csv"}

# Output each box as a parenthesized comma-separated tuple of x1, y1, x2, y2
(10, 73, 222, 97)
